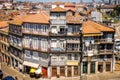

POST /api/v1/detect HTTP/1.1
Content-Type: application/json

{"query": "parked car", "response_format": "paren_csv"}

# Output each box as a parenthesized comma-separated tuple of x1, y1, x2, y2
(2, 76, 15, 80)
(0, 70, 3, 79)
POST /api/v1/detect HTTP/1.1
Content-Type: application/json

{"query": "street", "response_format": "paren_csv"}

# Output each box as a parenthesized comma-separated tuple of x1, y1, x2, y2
(1, 62, 120, 80)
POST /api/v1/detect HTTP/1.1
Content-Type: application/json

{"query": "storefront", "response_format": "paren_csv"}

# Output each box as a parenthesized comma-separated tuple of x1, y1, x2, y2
(42, 67, 48, 77)
(106, 62, 111, 71)
(23, 61, 39, 74)
(90, 62, 95, 73)
(66, 61, 79, 77)
(52, 66, 57, 77)
(83, 62, 88, 74)
(67, 66, 72, 77)
(60, 66, 65, 76)
(98, 62, 103, 72)
(74, 66, 79, 76)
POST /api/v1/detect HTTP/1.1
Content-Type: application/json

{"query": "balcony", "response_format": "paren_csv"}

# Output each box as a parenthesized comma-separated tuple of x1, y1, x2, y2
(50, 16, 66, 20)
(98, 58, 112, 61)
(0, 40, 9, 46)
(66, 48, 81, 52)
(67, 32, 80, 37)
(100, 39, 114, 43)
(94, 39, 100, 44)
(50, 32, 66, 36)
(51, 61, 66, 66)
(67, 40, 80, 44)
(99, 49, 113, 54)
(22, 29, 49, 36)
(23, 45, 50, 53)
(24, 58, 39, 64)
(40, 59, 49, 67)
(50, 47, 66, 52)
(10, 42, 22, 50)
(50, 19, 66, 25)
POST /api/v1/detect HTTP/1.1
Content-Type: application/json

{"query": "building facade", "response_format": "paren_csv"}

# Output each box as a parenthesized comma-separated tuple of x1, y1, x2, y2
(0, 21, 10, 66)
(82, 20, 115, 74)
(9, 18, 23, 72)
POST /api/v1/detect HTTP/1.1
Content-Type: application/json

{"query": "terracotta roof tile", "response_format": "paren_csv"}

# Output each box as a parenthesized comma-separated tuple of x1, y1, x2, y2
(51, 6, 66, 12)
(82, 21, 101, 34)
(9, 15, 29, 25)
(88, 21, 115, 32)
(0, 21, 8, 28)
(66, 12, 82, 24)
(23, 11, 49, 24)
(82, 20, 115, 35)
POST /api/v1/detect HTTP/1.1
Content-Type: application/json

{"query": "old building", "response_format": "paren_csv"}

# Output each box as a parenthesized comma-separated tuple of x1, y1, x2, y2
(9, 17, 24, 72)
(50, 6, 82, 77)
(22, 11, 50, 77)
(0, 21, 10, 65)
(82, 20, 115, 74)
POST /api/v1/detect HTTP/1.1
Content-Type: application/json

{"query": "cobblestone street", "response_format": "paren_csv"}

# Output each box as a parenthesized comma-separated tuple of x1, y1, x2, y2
(1, 62, 120, 80)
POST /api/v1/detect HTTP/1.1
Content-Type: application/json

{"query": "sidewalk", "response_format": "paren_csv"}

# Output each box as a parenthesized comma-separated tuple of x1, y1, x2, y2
(1, 62, 120, 80)
(1, 63, 32, 80)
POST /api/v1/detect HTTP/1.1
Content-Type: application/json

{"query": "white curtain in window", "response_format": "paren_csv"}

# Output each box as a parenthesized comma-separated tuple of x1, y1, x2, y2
(51, 41, 57, 48)
(51, 27, 57, 33)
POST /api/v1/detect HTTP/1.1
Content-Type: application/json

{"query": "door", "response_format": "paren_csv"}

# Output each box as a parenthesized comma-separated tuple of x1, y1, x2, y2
(67, 66, 72, 77)
(90, 62, 95, 73)
(52, 67, 57, 77)
(83, 62, 87, 74)
(106, 62, 111, 71)
(42, 67, 47, 77)
(74, 66, 78, 76)
(60, 67, 65, 76)
(98, 62, 103, 72)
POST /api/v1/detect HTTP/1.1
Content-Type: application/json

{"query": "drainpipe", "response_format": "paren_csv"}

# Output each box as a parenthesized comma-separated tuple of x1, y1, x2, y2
(79, 28, 83, 80)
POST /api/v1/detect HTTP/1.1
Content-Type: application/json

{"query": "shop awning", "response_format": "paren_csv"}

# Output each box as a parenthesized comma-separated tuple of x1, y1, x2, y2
(66, 61, 79, 66)
(30, 68, 36, 73)
(23, 61, 39, 68)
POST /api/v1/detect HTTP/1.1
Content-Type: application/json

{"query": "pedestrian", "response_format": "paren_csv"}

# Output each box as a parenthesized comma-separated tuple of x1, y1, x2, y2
(15, 76, 18, 80)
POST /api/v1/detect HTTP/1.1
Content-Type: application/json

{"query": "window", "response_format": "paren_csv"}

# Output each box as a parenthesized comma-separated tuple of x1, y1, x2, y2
(17, 38, 21, 46)
(41, 53, 48, 60)
(32, 51, 39, 60)
(59, 55, 65, 61)
(68, 54, 72, 60)
(41, 39, 48, 51)
(25, 50, 31, 58)
(74, 54, 78, 60)
(51, 56, 58, 61)
(51, 40, 57, 48)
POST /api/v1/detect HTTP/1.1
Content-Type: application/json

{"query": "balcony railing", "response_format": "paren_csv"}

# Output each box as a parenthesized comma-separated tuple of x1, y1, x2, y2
(100, 39, 114, 43)
(99, 49, 113, 54)
(66, 48, 80, 52)
(67, 40, 80, 44)
(50, 47, 66, 52)
(22, 29, 49, 36)
(10, 42, 22, 50)
(98, 58, 112, 61)
(67, 32, 80, 36)
(50, 19, 66, 24)
(23, 45, 50, 52)
(50, 32, 66, 36)
(51, 61, 66, 66)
